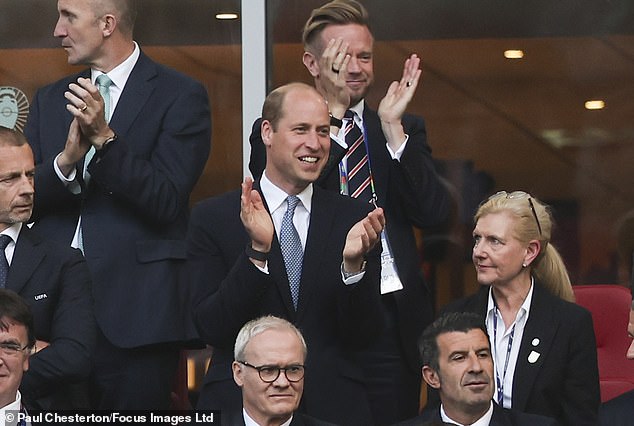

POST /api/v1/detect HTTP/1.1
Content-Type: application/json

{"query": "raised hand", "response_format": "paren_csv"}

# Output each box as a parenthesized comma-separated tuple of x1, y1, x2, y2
(342, 207, 385, 273)
(65, 77, 112, 147)
(56, 118, 91, 177)
(316, 38, 351, 119)
(240, 177, 274, 256)
(378, 54, 422, 151)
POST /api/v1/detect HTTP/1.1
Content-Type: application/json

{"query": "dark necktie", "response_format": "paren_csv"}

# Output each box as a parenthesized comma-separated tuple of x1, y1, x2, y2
(279, 196, 303, 309)
(0, 234, 13, 288)
(344, 110, 372, 203)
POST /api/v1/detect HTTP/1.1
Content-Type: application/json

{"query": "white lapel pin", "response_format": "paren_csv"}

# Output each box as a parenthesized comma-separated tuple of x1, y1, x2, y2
(528, 350, 541, 364)
(532, 338, 540, 346)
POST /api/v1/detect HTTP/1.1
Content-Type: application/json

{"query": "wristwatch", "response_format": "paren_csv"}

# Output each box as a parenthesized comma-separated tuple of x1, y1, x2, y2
(245, 244, 269, 262)
(329, 114, 343, 128)
(342, 260, 367, 279)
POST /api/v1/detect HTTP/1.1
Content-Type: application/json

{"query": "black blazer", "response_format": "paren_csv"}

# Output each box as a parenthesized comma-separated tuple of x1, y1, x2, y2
(395, 403, 559, 426)
(187, 185, 383, 426)
(249, 107, 450, 371)
(442, 282, 600, 426)
(8, 226, 95, 410)
(24, 50, 211, 348)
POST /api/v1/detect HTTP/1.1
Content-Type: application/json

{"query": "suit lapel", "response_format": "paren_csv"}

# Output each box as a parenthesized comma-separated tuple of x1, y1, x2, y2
(295, 187, 335, 319)
(511, 283, 559, 410)
(109, 52, 157, 136)
(490, 403, 511, 425)
(255, 184, 297, 317)
(7, 227, 46, 294)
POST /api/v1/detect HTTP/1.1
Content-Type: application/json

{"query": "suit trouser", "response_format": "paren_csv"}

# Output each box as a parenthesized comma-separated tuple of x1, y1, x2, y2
(90, 327, 180, 410)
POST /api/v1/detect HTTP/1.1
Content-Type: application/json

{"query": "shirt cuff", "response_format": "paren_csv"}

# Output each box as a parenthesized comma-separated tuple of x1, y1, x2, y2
(331, 131, 348, 149)
(340, 262, 366, 285)
(53, 153, 81, 194)
(254, 261, 269, 274)
(385, 134, 409, 161)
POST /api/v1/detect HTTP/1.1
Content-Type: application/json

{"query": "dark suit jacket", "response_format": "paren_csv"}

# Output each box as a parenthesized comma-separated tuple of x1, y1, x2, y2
(249, 107, 450, 371)
(394, 403, 559, 425)
(599, 388, 634, 426)
(8, 226, 95, 410)
(441, 282, 600, 426)
(221, 410, 338, 426)
(24, 50, 211, 348)
(188, 185, 383, 426)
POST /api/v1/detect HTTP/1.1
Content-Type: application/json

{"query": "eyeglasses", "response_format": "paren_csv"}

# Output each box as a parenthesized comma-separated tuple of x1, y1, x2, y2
(0, 341, 31, 356)
(238, 361, 305, 383)
(490, 191, 542, 236)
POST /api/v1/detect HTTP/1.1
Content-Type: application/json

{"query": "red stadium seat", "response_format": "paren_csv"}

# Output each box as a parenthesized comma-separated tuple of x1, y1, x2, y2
(573, 284, 634, 402)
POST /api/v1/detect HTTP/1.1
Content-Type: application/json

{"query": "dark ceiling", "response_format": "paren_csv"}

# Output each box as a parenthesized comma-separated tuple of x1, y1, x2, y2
(2, 0, 634, 49)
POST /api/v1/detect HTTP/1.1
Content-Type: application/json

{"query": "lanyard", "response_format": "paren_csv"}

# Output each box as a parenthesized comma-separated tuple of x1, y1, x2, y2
(338, 116, 377, 203)
(492, 307, 516, 407)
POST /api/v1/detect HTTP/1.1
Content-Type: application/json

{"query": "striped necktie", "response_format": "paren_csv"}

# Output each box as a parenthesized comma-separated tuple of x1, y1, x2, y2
(344, 110, 372, 203)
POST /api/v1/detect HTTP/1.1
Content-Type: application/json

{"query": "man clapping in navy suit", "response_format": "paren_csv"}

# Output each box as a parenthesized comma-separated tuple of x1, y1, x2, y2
(189, 83, 384, 426)
(24, 0, 211, 409)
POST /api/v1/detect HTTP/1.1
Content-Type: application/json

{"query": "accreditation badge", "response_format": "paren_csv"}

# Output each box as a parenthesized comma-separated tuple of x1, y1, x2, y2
(379, 231, 403, 294)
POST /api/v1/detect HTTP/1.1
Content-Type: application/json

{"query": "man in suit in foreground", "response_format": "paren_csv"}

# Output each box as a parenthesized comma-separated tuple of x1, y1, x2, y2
(0, 127, 95, 411)
(599, 298, 634, 425)
(249, 2, 450, 422)
(0, 289, 36, 421)
(395, 312, 557, 426)
(189, 82, 384, 425)
(224, 315, 336, 426)
(24, 0, 211, 409)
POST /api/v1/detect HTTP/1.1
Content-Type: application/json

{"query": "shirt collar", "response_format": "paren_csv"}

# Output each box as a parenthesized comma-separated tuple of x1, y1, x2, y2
(91, 41, 140, 90)
(0, 390, 21, 412)
(243, 408, 293, 426)
(0, 223, 22, 244)
(440, 400, 494, 426)
(260, 171, 313, 215)
(486, 278, 535, 321)
(348, 99, 365, 124)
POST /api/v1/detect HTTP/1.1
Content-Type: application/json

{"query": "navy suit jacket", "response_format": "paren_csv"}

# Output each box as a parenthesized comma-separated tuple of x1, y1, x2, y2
(441, 282, 600, 426)
(394, 403, 559, 426)
(24, 50, 211, 348)
(249, 107, 450, 371)
(599, 388, 634, 426)
(8, 225, 95, 409)
(188, 185, 383, 426)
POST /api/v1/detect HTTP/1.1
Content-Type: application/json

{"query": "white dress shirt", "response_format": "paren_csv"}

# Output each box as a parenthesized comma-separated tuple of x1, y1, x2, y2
(486, 281, 534, 408)
(440, 401, 494, 426)
(243, 408, 293, 426)
(0, 223, 22, 266)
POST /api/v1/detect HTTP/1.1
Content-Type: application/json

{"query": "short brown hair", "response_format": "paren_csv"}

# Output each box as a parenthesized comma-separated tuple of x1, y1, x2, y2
(0, 289, 35, 349)
(302, 0, 371, 54)
(0, 126, 28, 148)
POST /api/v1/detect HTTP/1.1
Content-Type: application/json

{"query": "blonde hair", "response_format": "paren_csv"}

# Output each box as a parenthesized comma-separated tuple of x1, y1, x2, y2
(301, 0, 371, 54)
(475, 191, 575, 302)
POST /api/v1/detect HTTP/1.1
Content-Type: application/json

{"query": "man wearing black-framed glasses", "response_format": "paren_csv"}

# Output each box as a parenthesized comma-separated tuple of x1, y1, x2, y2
(230, 316, 335, 426)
